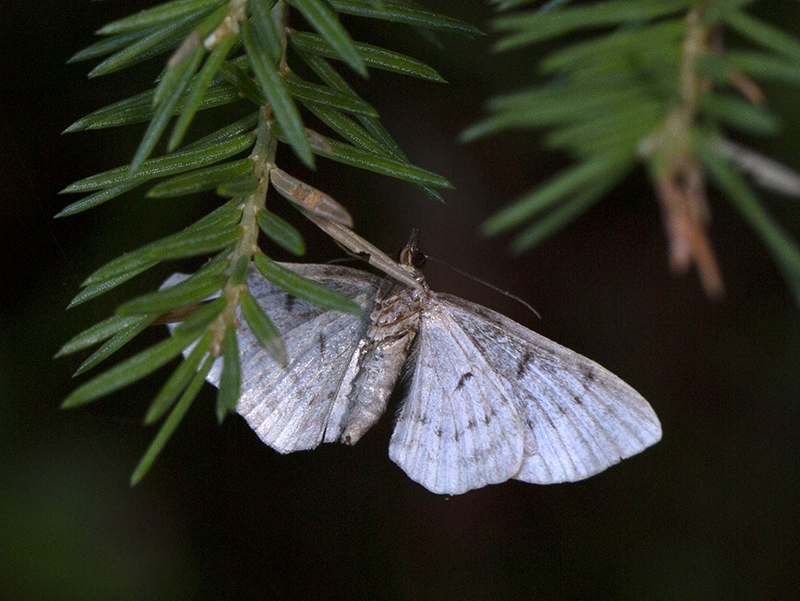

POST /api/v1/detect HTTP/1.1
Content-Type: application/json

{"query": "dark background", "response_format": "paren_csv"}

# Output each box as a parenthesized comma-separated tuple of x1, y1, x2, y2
(2, 1, 799, 599)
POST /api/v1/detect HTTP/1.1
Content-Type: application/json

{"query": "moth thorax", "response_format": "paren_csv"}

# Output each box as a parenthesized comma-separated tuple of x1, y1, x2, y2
(372, 288, 424, 331)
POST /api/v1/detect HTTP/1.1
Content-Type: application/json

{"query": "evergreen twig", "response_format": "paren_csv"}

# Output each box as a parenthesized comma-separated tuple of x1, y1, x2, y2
(59, 0, 477, 482)
(468, 0, 800, 306)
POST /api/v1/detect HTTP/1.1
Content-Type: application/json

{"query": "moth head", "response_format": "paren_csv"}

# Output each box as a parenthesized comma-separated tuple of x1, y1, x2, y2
(399, 229, 427, 270)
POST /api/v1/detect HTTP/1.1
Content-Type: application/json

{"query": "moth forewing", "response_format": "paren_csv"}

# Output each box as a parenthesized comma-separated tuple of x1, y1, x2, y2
(436, 294, 661, 485)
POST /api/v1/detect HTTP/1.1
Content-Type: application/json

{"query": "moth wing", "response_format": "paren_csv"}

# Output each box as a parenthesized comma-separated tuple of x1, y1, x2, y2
(439, 293, 662, 484)
(389, 301, 526, 495)
(166, 264, 382, 453)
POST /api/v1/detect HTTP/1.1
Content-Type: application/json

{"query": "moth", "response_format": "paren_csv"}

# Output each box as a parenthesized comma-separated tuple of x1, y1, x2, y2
(165, 234, 661, 495)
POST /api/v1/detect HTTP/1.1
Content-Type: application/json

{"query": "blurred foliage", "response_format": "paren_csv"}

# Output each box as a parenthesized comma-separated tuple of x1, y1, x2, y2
(466, 0, 800, 305)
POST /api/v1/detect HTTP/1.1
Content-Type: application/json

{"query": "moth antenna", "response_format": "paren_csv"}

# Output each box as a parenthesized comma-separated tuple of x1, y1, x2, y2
(427, 256, 542, 320)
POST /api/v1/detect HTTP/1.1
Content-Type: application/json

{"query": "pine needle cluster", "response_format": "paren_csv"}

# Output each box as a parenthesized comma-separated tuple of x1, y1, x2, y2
(466, 0, 800, 303)
(57, 0, 476, 483)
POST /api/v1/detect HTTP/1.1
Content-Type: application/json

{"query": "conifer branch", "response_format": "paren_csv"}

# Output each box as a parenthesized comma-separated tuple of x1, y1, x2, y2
(470, 0, 800, 307)
(59, 0, 477, 482)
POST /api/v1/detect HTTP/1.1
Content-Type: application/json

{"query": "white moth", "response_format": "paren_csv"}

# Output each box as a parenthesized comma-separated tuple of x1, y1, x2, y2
(165, 236, 661, 495)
